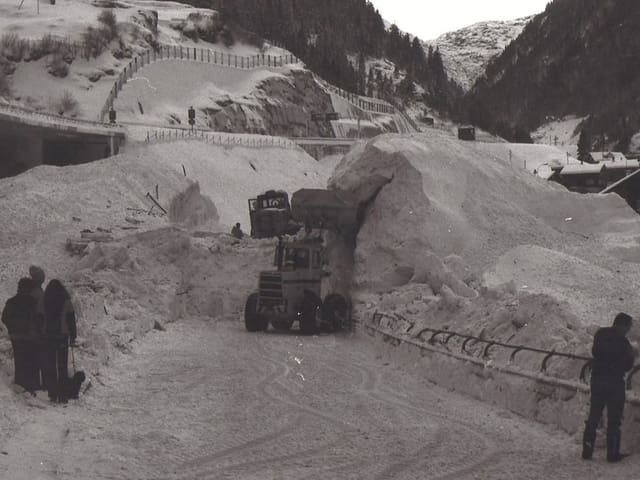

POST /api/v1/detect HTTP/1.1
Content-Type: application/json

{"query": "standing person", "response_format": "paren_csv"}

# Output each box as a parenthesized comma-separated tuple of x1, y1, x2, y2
(29, 265, 46, 390)
(43, 280, 77, 403)
(582, 313, 636, 462)
(1, 278, 40, 393)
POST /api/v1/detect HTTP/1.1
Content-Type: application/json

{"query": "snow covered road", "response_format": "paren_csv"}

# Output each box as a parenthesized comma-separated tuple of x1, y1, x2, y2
(1, 319, 639, 479)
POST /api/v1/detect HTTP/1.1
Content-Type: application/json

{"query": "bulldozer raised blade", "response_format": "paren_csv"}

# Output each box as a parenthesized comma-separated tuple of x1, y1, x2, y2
(248, 190, 300, 239)
(244, 189, 359, 335)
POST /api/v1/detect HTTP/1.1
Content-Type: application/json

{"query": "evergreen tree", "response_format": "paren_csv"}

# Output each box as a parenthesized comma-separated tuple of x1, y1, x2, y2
(577, 128, 592, 162)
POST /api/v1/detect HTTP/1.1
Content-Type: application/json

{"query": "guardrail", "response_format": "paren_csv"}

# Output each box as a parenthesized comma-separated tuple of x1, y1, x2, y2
(313, 75, 396, 115)
(99, 43, 301, 123)
(367, 310, 640, 390)
(141, 127, 301, 151)
(0, 102, 124, 135)
(19, 33, 90, 60)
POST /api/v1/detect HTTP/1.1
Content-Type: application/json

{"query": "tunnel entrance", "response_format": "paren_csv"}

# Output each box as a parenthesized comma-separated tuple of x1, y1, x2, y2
(0, 116, 124, 178)
(43, 139, 112, 167)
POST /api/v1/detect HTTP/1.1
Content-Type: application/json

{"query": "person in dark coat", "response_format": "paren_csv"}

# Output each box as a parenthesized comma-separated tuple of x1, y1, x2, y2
(1, 278, 41, 393)
(42, 279, 77, 403)
(29, 265, 46, 389)
(231, 222, 244, 239)
(582, 312, 636, 462)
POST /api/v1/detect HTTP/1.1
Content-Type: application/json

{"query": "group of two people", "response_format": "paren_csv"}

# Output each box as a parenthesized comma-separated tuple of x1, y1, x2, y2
(1, 266, 77, 403)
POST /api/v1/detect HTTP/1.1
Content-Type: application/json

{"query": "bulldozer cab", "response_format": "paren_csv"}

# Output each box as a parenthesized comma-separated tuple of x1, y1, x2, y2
(248, 190, 294, 239)
(274, 239, 324, 272)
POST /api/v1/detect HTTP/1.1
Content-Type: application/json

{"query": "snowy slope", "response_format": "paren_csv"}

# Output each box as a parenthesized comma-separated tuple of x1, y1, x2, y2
(0, 0, 288, 118)
(425, 16, 532, 91)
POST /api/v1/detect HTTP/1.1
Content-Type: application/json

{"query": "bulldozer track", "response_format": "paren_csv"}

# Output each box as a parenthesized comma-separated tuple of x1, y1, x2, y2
(276, 340, 506, 480)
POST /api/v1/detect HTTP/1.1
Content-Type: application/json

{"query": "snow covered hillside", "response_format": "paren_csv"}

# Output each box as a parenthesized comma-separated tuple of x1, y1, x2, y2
(0, 0, 287, 119)
(426, 16, 532, 91)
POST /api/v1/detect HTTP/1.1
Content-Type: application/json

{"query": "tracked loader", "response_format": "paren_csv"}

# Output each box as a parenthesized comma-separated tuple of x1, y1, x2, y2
(244, 189, 358, 335)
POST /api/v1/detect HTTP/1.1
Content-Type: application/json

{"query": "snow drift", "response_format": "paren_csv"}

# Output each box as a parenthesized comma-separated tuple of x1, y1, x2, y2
(330, 131, 640, 358)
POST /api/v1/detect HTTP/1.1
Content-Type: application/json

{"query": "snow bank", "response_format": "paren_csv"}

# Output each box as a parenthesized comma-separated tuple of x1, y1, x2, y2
(330, 131, 640, 353)
(0, 140, 326, 386)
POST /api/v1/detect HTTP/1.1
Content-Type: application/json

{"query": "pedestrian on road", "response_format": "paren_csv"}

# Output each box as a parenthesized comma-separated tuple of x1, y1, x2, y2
(231, 222, 244, 239)
(582, 312, 636, 462)
(1, 278, 41, 394)
(43, 279, 77, 403)
(29, 265, 46, 390)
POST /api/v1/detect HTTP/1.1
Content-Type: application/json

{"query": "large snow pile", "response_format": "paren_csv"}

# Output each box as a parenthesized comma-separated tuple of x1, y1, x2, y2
(0, 140, 326, 383)
(330, 131, 640, 369)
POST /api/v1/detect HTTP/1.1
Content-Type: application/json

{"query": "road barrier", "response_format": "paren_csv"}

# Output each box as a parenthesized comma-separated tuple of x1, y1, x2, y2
(0, 102, 124, 136)
(313, 75, 396, 115)
(366, 310, 640, 391)
(142, 127, 301, 151)
(98, 43, 301, 123)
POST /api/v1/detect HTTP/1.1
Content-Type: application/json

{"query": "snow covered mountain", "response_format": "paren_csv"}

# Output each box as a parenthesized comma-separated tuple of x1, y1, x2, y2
(425, 16, 532, 91)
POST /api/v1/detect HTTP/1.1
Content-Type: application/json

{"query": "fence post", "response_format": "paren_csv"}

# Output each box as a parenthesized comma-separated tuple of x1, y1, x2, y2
(241, 57, 244, 68)
(200, 48, 203, 62)
(180, 46, 183, 59)
(207, 49, 210, 63)
(228, 53, 231, 66)
(147, 50, 150, 64)
(193, 47, 196, 60)
(214, 51, 217, 64)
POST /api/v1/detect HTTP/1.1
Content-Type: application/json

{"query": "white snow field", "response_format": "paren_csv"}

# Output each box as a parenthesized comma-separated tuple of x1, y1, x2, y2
(532, 115, 586, 157)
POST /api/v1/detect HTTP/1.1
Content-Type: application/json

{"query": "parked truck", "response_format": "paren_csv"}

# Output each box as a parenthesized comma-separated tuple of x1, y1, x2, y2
(244, 188, 358, 334)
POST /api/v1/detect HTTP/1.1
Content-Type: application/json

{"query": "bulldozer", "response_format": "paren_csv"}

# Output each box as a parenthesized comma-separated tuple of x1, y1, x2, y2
(244, 188, 358, 335)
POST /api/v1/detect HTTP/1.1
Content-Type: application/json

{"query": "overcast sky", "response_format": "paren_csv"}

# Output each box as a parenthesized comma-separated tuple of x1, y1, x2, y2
(370, 0, 550, 40)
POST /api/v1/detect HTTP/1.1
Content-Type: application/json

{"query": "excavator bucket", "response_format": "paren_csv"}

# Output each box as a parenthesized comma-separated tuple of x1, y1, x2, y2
(290, 189, 359, 233)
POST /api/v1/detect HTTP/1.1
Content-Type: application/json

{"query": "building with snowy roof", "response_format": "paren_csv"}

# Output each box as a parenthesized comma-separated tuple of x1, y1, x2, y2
(589, 151, 628, 163)
(557, 162, 606, 193)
